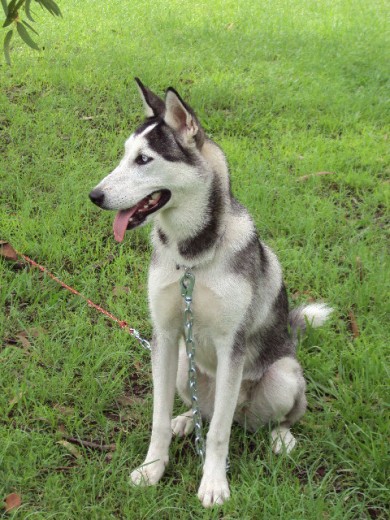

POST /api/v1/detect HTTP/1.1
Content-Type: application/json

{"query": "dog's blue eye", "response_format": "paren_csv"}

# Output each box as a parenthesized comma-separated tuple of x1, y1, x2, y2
(135, 154, 153, 165)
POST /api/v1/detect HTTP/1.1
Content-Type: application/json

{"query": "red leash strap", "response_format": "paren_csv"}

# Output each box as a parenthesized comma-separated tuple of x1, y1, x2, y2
(18, 253, 151, 350)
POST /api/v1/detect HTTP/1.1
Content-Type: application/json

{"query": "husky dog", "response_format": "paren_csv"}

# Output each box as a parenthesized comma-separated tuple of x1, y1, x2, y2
(89, 79, 332, 507)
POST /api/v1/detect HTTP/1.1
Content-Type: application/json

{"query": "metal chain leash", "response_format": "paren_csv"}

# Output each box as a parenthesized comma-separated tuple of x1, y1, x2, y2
(130, 328, 151, 351)
(180, 269, 206, 464)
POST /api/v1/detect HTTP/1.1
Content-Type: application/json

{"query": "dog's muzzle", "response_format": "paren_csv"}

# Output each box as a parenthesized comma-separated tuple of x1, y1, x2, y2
(89, 188, 105, 207)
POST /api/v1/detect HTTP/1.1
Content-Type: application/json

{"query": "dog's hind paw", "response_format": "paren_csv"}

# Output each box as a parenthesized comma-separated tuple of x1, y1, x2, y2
(271, 426, 296, 454)
(197, 474, 230, 507)
(171, 411, 195, 437)
(130, 457, 167, 486)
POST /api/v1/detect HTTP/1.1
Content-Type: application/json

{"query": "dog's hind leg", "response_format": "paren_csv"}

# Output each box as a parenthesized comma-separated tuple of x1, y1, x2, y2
(171, 409, 195, 436)
(245, 356, 307, 454)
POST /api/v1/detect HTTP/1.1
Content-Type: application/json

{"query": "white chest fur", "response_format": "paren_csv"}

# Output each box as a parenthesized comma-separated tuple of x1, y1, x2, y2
(148, 263, 253, 375)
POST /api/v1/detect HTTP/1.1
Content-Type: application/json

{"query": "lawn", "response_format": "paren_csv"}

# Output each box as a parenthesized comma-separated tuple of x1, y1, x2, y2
(0, 0, 389, 518)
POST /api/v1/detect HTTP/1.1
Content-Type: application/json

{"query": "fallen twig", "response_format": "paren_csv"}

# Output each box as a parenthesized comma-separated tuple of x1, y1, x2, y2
(61, 435, 116, 452)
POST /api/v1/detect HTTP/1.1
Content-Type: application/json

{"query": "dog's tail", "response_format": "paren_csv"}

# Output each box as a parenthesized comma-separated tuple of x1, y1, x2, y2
(289, 303, 333, 340)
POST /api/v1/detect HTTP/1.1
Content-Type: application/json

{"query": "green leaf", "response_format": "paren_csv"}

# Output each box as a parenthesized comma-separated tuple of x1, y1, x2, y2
(24, 0, 35, 22)
(38, 0, 61, 17)
(16, 20, 39, 50)
(2, 0, 25, 27)
(3, 29, 13, 65)
(15, 0, 25, 10)
(11, 0, 25, 15)
(6, 0, 18, 15)
(2, 17, 13, 27)
(1, 0, 8, 16)
(22, 19, 38, 35)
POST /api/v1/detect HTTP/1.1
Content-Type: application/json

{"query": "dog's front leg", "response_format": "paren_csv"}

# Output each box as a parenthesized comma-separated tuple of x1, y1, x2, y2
(198, 337, 245, 507)
(131, 332, 179, 486)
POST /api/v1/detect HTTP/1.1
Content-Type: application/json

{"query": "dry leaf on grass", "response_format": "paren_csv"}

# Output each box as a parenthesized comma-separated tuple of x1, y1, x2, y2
(57, 424, 67, 434)
(24, 327, 46, 337)
(4, 493, 22, 512)
(57, 440, 83, 459)
(291, 290, 315, 302)
(0, 241, 19, 261)
(14, 332, 32, 349)
(53, 404, 75, 416)
(348, 310, 360, 339)
(0, 241, 24, 269)
(6, 328, 47, 350)
(298, 172, 336, 182)
(3, 338, 27, 350)
(112, 286, 130, 297)
(116, 394, 137, 407)
(8, 391, 24, 407)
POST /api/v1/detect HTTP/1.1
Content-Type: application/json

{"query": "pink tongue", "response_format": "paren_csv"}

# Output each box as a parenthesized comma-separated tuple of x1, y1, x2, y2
(113, 207, 138, 243)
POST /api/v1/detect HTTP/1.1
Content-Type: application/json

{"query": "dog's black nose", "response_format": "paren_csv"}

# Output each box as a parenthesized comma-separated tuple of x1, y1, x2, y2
(89, 188, 105, 207)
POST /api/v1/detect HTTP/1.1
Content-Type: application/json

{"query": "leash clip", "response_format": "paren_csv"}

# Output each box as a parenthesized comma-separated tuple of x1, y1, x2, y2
(180, 270, 195, 301)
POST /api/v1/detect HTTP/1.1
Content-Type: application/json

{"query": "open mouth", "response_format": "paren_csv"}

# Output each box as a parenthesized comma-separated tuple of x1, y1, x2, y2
(113, 189, 171, 242)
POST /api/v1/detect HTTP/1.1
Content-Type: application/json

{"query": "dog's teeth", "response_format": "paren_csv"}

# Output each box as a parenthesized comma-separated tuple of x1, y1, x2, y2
(144, 204, 149, 209)
(151, 192, 161, 200)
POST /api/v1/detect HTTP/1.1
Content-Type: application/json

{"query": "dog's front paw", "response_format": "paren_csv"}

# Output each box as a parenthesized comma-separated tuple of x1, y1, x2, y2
(197, 474, 230, 507)
(130, 457, 168, 486)
(171, 412, 194, 437)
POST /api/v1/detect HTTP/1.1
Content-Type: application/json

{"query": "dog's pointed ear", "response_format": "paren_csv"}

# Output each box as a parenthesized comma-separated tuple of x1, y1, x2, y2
(135, 77, 165, 118)
(164, 88, 204, 147)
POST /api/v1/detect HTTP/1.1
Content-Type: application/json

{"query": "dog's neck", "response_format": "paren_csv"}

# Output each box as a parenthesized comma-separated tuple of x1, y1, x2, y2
(155, 178, 227, 266)
(153, 140, 230, 267)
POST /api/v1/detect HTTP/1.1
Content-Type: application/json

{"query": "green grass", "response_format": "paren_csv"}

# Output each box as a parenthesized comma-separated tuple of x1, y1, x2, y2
(1, 0, 389, 517)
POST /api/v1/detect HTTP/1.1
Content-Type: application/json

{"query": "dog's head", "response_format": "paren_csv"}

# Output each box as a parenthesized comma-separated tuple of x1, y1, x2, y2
(89, 78, 205, 242)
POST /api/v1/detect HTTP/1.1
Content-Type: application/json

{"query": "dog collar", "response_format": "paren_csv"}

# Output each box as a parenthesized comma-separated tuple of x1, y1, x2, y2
(176, 263, 195, 270)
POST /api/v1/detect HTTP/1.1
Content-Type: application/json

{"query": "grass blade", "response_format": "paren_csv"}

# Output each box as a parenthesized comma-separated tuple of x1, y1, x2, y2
(3, 28, 13, 64)
(16, 20, 40, 50)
